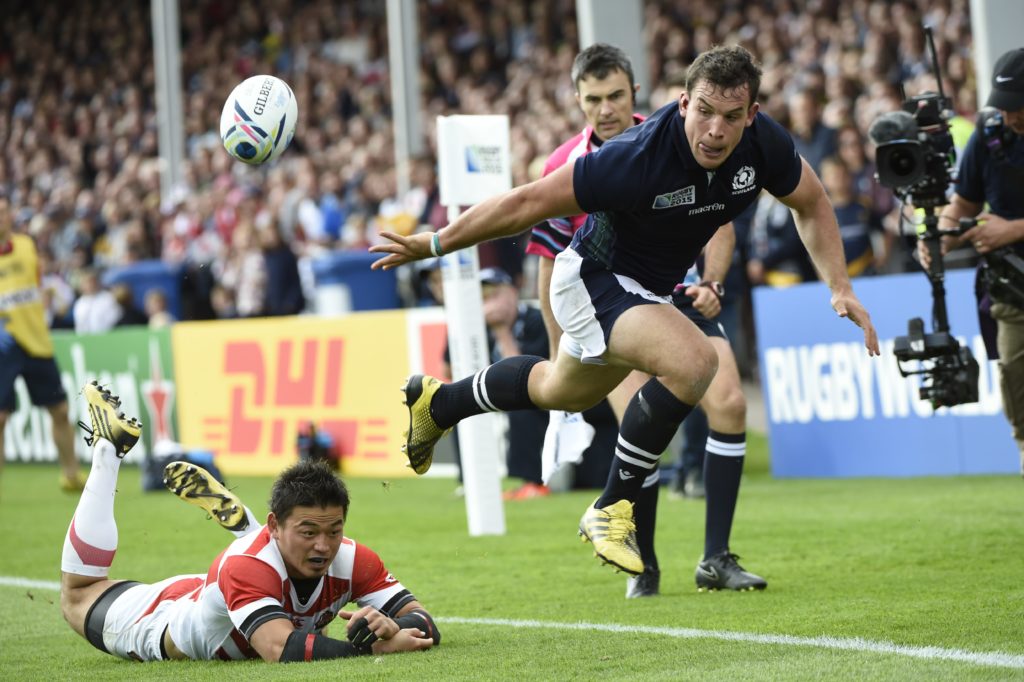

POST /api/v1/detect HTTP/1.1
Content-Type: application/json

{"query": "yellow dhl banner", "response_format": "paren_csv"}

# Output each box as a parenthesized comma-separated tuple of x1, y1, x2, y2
(172, 308, 448, 477)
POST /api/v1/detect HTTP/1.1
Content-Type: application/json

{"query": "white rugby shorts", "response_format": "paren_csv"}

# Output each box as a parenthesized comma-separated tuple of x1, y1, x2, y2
(550, 247, 670, 364)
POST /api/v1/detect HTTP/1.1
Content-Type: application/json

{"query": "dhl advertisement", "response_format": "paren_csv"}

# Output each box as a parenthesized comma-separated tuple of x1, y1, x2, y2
(172, 308, 449, 477)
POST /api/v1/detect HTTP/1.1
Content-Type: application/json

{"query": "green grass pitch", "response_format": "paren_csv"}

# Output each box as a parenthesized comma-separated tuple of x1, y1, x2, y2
(1, 434, 1023, 680)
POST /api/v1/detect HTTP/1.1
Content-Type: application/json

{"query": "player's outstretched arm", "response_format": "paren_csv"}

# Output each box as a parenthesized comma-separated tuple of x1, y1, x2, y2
(780, 158, 880, 356)
(371, 163, 581, 271)
(249, 614, 423, 663)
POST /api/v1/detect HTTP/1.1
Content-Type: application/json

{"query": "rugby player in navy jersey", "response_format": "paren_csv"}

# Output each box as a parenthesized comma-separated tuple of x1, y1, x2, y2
(372, 45, 879, 577)
(529, 44, 768, 596)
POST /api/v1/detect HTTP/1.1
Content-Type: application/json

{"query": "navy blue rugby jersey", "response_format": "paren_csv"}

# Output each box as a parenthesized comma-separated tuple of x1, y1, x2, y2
(571, 101, 803, 295)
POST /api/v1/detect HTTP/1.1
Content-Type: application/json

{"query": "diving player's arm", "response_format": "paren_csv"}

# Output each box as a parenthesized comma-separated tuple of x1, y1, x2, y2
(249, 611, 432, 662)
(371, 163, 581, 270)
(779, 157, 879, 356)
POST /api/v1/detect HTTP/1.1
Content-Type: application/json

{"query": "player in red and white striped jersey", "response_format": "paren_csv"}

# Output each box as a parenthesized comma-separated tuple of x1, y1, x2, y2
(60, 416, 437, 664)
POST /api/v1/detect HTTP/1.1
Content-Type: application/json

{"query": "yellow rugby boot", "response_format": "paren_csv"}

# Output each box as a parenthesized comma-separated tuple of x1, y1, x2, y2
(578, 498, 643, 576)
(80, 381, 142, 457)
(400, 375, 452, 475)
(163, 461, 249, 533)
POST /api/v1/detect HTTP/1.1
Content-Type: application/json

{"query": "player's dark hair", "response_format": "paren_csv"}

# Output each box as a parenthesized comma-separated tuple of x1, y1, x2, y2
(571, 43, 635, 94)
(270, 459, 350, 523)
(685, 45, 762, 107)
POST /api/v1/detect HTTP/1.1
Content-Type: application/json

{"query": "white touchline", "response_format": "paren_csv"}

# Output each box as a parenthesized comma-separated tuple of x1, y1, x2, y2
(1, 576, 62, 591)
(440, 616, 1024, 670)
(4, 577, 1021, 670)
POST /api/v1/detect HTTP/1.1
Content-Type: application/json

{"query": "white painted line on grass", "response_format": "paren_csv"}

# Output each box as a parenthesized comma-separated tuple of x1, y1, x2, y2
(440, 616, 1024, 671)
(4, 577, 1020, 670)
(1, 576, 61, 591)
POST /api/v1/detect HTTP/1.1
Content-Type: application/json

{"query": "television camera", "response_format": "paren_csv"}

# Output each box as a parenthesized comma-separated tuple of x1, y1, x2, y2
(867, 25, 979, 408)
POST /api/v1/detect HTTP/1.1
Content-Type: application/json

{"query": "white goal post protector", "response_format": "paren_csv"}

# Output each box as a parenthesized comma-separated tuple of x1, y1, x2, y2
(435, 115, 513, 536)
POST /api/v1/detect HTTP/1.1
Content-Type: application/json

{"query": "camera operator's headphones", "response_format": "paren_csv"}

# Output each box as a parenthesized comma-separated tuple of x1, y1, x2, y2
(976, 106, 1016, 161)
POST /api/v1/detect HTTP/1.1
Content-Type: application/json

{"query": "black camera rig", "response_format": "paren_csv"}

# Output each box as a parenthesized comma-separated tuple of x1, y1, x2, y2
(868, 26, 980, 409)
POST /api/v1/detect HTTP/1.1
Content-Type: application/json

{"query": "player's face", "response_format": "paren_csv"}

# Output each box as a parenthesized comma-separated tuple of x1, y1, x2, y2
(575, 69, 636, 142)
(1000, 106, 1024, 135)
(269, 505, 346, 580)
(679, 80, 758, 170)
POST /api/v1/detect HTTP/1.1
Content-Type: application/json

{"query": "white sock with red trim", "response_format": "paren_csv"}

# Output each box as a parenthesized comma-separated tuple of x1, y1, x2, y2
(61, 439, 123, 576)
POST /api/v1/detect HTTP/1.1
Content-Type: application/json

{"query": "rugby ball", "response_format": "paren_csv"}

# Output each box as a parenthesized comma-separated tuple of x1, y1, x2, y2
(220, 75, 297, 165)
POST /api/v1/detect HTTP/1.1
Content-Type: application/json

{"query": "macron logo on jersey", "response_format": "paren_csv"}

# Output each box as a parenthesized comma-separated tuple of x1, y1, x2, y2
(652, 185, 695, 209)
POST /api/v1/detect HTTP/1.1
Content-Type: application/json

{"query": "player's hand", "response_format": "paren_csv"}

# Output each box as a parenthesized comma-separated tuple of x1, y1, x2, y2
(831, 289, 879, 356)
(370, 231, 436, 270)
(340, 606, 399, 646)
(683, 284, 721, 318)
(371, 628, 434, 654)
(962, 214, 1019, 255)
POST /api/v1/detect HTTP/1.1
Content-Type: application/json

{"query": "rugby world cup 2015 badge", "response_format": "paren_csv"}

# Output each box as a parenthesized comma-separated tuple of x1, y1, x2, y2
(732, 165, 756, 194)
(652, 185, 695, 209)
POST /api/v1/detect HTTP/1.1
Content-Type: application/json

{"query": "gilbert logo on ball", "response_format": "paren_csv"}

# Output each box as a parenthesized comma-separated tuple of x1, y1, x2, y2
(220, 75, 298, 165)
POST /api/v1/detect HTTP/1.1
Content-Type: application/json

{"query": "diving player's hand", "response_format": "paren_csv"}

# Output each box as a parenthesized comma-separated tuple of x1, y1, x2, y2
(371, 628, 434, 654)
(683, 284, 721, 319)
(340, 605, 399, 646)
(370, 231, 437, 270)
(831, 289, 880, 356)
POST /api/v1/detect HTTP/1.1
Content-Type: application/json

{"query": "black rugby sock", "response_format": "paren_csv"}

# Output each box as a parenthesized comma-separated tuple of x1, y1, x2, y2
(633, 472, 660, 571)
(597, 378, 694, 508)
(431, 356, 544, 429)
(703, 431, 746, 557)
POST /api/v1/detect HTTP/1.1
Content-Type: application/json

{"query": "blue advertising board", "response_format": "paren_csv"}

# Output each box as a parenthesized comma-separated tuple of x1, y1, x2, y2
(753, 270, 1017, 477)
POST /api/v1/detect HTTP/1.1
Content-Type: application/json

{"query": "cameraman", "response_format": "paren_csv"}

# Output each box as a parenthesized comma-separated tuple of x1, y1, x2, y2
(921, 48, 1024, 474)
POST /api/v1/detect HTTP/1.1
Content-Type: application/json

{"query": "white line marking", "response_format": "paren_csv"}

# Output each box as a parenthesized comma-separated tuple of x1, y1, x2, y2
(1, 576, 61, 591)
(4, 577, 1020, 669)
(439, 617, 1024, 670)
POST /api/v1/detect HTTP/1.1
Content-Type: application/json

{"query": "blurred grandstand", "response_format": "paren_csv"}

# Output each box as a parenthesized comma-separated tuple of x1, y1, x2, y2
(0, 0, 975, 327)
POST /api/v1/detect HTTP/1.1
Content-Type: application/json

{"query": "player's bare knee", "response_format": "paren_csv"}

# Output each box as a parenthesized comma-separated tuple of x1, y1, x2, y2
(720, 387, 746, 422)
(686, 342, 720, 394)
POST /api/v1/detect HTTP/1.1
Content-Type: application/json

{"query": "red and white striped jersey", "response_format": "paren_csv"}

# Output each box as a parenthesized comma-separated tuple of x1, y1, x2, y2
(163, 526, 413, 660)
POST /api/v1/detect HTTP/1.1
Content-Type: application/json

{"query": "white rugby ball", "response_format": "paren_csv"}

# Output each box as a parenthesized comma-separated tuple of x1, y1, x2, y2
(220, 75, 297, 165)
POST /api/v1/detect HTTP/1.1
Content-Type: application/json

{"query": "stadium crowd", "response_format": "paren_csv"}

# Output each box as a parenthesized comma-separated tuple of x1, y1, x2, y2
(0, 0, 975, 333)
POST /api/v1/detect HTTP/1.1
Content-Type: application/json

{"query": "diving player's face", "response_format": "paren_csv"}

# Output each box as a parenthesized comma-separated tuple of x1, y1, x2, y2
(680, 80, 758, 170)
(576, 69, 637, 142)
(270, 505, 346, 580)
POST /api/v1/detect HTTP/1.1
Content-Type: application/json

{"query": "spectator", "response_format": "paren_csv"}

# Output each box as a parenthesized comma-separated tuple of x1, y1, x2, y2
(747, 195, 816, 287)
(38, 247, 76, 329)
(210, 284, 239, 320)
(111, 283, 148, 327)
(819, 156, 889, 277)
(144, 288, 177, 329)
(787, 88, 839, 174)
(260, 221, 306, 316)
(219, 222, 266, 318)
(72, 268, 121, 334)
